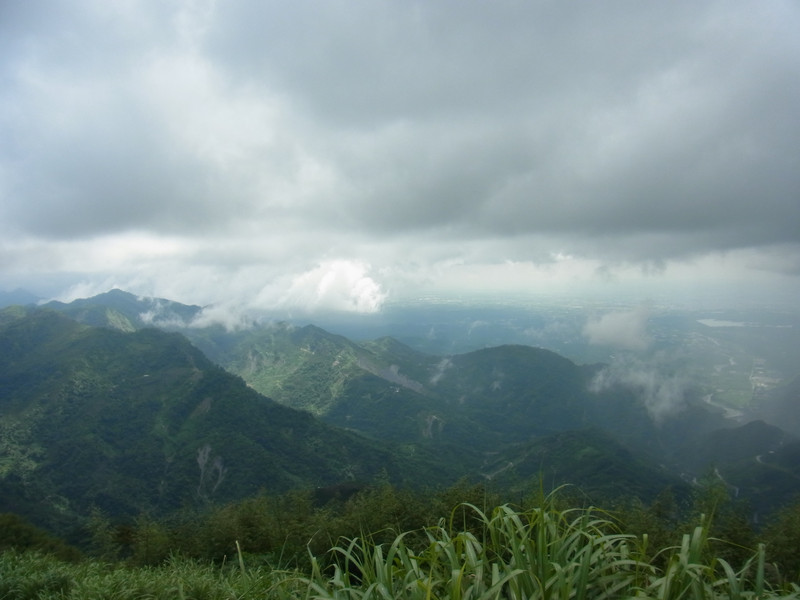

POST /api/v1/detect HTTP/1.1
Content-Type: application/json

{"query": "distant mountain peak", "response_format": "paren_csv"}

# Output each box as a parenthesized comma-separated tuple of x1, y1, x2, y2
(43, 289, 203, 331)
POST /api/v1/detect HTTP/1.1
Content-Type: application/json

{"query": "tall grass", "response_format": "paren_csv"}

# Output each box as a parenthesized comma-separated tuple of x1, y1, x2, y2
(2, 501, 799, 599)
(299, 502, 800, 600)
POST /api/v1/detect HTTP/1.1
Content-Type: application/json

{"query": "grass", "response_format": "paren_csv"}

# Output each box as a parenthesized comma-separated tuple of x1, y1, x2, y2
(296, 500, 800, 599)
(2, 500, 799, 599)
(303, 503, 636, 600)
(0, 550, 299, 600)
(300, 502, 788, 600)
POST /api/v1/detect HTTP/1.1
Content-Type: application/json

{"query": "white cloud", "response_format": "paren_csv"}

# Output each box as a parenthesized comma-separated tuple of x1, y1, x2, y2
(189, 301, 255, 332)
(279, 260, 387, 314)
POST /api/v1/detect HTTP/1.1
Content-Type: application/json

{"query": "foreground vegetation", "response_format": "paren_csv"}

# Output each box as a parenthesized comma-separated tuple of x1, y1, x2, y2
(3, 483, 800, 599)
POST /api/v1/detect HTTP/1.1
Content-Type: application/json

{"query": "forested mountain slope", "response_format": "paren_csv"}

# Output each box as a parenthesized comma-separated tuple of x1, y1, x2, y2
(0, 308, 447, 534)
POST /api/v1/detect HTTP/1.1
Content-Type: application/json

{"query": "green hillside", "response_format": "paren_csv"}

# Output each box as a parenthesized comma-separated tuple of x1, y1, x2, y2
(0, 308, 450, 535)
(482, 428, 690, 504)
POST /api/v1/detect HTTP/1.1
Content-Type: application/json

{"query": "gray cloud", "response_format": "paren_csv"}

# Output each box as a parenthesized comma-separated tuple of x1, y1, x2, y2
(1, 0, 799, 307)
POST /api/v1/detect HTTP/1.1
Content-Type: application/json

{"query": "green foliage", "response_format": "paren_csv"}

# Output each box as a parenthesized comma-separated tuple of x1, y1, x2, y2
(0, 513, 81, 561)
(763, 497, 800, 583)
(129, 515, 172, 567)
(488, 429, 690, 507)
(3, 489, 800, 599)
(300, 501, 796, 599)
(114, 485, 433, 569)
(688, 473, 757, 567)
(339, 483, 426, 541)
(180, 490, 333, 567)
(0, 551, 292, 600)
(616, 488, 683, 566)
(85, 508, 122, 561)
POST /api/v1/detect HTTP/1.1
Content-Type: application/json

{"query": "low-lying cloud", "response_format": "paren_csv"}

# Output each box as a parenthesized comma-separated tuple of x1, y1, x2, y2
(589, 355, 688, 423)
(430, 357, 453, 386)
(178, 259, 386, 330)
(188, 302, 256, 332)
(280, 260, 387, 314)
(583, 305, 652, 350)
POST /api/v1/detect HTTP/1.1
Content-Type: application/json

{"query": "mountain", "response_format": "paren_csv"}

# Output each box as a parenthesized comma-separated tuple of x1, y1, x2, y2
(175, 306, 800, 515)
(42, 288, 202, 332)
(0, 307, 449, 535)
(189, 324, 702, 465)
(35, 293, 744, 460)
(676, 420, 796, 470)
(33, 290, 800, 519)
(676, 420, 800, 518)
(754, 376, 800, 437)
(482, 428, 690, 504)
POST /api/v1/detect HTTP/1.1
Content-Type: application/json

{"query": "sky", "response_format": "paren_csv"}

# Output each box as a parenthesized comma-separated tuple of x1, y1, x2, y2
(2, 1, 799, 314)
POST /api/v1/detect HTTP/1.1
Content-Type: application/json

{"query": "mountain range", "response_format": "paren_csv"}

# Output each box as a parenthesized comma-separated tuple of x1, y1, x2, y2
(2, 289, 799, 536)
(0, 304, 447, 535)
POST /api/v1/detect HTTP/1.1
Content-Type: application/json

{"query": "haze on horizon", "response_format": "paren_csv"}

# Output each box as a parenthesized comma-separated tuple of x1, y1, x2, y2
(2, 1, 799, 313)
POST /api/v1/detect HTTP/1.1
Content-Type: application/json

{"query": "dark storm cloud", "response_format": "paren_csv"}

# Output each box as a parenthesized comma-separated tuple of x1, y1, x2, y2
(1, 0, 799, 305)
(199, 1, 800, 257)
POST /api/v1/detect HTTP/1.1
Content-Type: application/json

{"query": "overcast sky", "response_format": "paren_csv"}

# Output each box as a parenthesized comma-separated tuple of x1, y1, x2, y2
(2, 1, 799, 313)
